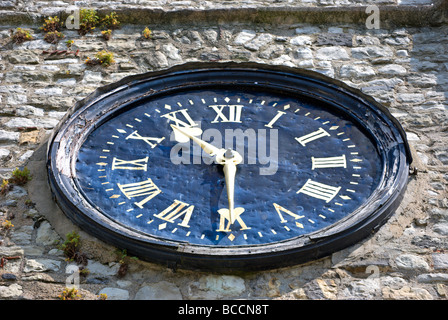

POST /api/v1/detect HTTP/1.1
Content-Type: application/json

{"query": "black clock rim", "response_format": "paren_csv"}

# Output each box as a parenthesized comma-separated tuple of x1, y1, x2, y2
(47, 62, 411, 272)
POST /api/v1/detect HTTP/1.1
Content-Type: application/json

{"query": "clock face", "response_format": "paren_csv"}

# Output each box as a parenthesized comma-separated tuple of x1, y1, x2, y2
(48, 62, 411, 271)
(75, 89, 381, 246)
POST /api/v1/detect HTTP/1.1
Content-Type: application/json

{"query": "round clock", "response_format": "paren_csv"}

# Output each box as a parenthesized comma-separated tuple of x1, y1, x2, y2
(47, 62, 411, 271)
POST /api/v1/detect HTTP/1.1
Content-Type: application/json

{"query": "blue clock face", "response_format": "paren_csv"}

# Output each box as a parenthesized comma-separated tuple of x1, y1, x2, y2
(74, 88, 382, 247)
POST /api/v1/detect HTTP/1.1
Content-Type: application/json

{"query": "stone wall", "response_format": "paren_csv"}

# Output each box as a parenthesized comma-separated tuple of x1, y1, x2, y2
(0, 1, 448, 300)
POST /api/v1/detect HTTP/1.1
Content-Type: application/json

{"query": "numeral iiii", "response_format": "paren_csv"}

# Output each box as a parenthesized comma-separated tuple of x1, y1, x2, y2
(297, 179, 341, 203)
(311, 155, 347, 170)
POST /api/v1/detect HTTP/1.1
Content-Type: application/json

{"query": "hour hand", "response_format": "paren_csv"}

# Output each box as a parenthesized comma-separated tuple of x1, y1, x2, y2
(171, 124, 221, 157)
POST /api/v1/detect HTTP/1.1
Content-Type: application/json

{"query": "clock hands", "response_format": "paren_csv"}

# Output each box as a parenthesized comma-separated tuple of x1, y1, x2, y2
(170, 124, 221, 157)
(217, 149, 244, 227)
(170, 125, 244, 227)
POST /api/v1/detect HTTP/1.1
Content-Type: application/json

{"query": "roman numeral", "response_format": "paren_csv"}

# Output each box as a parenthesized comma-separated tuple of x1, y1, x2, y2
(265, 111, 286, 128)
(154, 200, 194, 228)
(117, 178, 161, 208)
(297, 179, 341, 203)
(209, 105, 244, 123)
(311, 155, 347, 170)
(273, 203, 304, 223)
(161, 109, 202, 143)
(216, 207, 250, 232)
(161, 109, 198, 128)
(112, 157, 148, 171)
(126, 130, 165, 148)
(295, 128, 330, 146)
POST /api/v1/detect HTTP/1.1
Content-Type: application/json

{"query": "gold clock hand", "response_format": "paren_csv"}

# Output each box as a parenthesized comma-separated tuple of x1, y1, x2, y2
(216, 150, 244, 227)
(171, 125, 244, 227)
(171, 124, 243, 164)
(222, 160, 241, 224)
(171, 124, 221, 157)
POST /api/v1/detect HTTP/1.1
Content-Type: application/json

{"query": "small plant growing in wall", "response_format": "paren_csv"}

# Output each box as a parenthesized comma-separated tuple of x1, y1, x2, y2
(0, 218, 14, 239)
(60, 231, 87, 265)
(101, 12, 120, 30)
(58, 287, 82, 300)
(1, 219, 14, 230)
(65, 39, 74, 50)
(116, 249, 138, 278)
(11, 28, 33, 44)
(41, 16, 65, 44)
(0, 167, 31, 198)
(0, 179, 12, 195)
(0, 167, 32, 197)
(101, 29, 112, 41)
(40, 16, 63, 33)
(44, 31, 65, 44)
(78, 8, 99, 36)
(142, 27, 152, 39)
(98, 293, 108, 300)
(9, 167, 32, 186)
(85, 50, 115, 67)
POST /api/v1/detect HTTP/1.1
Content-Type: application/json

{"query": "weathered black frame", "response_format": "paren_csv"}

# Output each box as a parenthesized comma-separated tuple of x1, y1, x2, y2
(47, 62, 411, 272)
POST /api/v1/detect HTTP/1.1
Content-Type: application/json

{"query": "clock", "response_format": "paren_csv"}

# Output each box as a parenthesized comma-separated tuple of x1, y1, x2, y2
(47, 62, 411, 271)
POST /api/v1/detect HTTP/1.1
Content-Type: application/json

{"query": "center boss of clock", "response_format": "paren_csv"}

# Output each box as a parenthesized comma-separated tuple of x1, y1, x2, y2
(47, 62, 411, 271)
